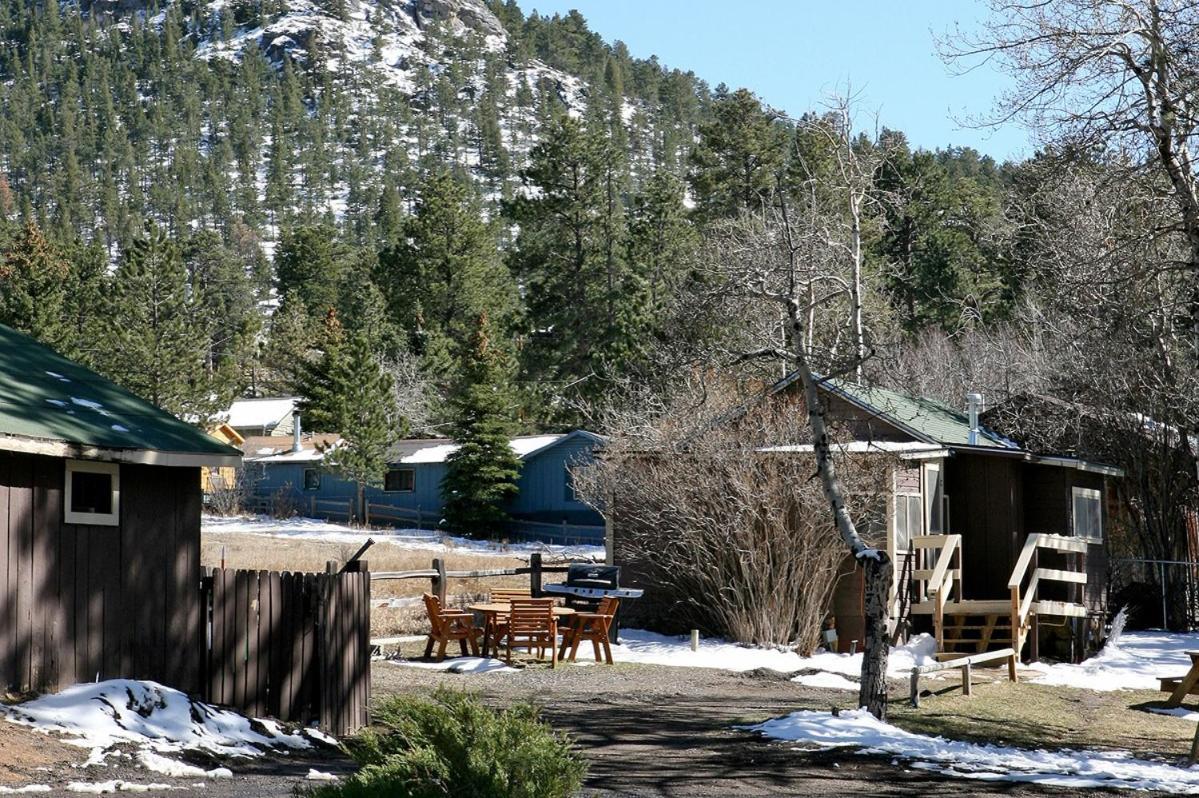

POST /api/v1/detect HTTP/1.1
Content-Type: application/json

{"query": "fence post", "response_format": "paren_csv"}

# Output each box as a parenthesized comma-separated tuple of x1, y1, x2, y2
(310, 495, 316, 518)
(431, 558, 447, 603)
(530, 552, 542, 598)
(364, 500, 371, 528)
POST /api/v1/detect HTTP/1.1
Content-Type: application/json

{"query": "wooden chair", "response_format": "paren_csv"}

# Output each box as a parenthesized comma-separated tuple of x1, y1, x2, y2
(503, 598, 558, 667)
(422, 593, 481, 661)
(559, 596, 619, 664)
(484, 589, 533, 656)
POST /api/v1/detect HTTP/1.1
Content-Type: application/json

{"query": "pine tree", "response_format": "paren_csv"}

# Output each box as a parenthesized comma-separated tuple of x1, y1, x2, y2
(688, 85, 789, 223)
(376, 170, 517, 389)
(440, 313, 522, 538)
(0, 221, 71, 351)
(103, 223, 208, 417)
(275, 224, 351, 315)
(306, 331, 401, 521)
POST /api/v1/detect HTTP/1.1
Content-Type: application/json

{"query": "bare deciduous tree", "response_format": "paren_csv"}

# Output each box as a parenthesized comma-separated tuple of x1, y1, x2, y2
(575, 380, 892, 653)
(942, 0, 1199, 359)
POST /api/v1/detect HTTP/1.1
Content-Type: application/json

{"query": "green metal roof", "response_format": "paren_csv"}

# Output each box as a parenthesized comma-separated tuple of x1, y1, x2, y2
(0, 324, 241, 463)
(824, 379, 1015, 450)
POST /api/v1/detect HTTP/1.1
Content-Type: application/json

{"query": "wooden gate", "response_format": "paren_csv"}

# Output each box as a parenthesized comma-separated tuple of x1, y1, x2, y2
(201, 564, 370, 736)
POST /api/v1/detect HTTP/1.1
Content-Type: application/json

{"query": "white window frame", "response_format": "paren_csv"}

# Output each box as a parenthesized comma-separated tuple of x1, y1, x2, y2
(1072, 486, 1103, 542)
(64, 460, 120, 526)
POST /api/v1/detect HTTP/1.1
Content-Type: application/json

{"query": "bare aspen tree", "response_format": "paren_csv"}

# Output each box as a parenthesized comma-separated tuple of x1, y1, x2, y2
(702, 190, 893, 717)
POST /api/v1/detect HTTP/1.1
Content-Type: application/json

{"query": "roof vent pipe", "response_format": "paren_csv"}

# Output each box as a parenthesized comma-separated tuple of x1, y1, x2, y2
(292, 411, 302, 453)
(966, 392, 983, 446)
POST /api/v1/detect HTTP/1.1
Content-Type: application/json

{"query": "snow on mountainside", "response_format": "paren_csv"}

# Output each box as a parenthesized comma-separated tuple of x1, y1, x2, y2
(133, 0, 587, 114)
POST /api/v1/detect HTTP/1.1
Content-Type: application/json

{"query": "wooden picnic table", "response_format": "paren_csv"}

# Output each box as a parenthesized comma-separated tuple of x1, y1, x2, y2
(468, 602, 576, 658)
(1160, 650, 1199, 707)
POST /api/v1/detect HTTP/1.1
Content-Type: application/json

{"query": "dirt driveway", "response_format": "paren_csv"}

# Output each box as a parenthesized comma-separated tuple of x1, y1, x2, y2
(372, 661, 1126, 797)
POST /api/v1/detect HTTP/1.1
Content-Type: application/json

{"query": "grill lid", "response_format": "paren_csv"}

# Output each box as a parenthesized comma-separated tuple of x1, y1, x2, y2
(565, 563, 621, 588)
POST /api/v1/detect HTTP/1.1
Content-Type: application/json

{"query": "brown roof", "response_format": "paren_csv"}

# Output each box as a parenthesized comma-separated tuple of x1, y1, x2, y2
(240, 432, 341, 458)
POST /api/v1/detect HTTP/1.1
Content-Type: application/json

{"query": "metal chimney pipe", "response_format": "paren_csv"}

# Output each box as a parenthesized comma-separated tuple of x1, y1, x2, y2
(966, 393, 982, 446)
(292, 411, 302, 453)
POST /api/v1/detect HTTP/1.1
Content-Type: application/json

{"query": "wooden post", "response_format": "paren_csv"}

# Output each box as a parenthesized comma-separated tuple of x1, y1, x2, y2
(431, 558, 446, 604)
(910, 670, 921, 708)
(1190, 720, 1199, 763)
(1007, 652, 1018, 683)
(364, 499, 371, 528)
(310, 495, 316, 518)
(961, 661, 972, 696)
(530, 552, 543, 598)
(690, 630, 699, 652)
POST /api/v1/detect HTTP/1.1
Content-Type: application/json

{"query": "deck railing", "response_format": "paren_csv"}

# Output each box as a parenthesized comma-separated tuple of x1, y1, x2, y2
(1008, 533, 1089, 660)
(909, 534, 962, 650)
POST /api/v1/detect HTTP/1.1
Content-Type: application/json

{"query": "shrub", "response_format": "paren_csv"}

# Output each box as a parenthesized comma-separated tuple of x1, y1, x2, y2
(307, 689, 587, 798)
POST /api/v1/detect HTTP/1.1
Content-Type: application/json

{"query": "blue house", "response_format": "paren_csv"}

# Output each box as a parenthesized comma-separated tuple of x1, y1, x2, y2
(246, 431, 606, 544)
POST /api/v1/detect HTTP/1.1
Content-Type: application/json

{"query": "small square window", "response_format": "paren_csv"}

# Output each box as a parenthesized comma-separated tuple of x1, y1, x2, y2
(65, 460, 119, 526)
(384, 468, 415, 493)
(1072, 487, 1102, 542)
(303, 468, 321, 491)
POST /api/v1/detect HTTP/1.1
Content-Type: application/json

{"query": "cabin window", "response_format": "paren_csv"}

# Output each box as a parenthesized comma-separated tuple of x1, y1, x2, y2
(894, 494, 922, 552)
(384, 468, 415, 493)
(924, 463, 944, 533)
(303, 468, 321, 491)
(1072, 487, 1103, 541)
(64, 460, 120, 526)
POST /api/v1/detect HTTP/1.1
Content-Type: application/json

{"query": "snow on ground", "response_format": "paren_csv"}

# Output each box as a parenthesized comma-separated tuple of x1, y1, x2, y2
(751, 708, 1199, 793)
(389, 631, 934, 682)
(1027, 630, 1199, 691)
(391, 656, 517, 675)
(608, 629, 935, 680)
(2, 680, 313, 786)
(203, 514, 605, 560)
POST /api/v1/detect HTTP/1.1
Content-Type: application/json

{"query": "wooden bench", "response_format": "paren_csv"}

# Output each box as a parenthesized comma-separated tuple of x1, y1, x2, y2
(1159, 651, 1199, 707)
(910, 647, 1017, 707)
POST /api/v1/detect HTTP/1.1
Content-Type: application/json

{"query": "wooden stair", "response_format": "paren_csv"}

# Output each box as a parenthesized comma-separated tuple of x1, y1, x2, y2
(902, 533, 1090, 662)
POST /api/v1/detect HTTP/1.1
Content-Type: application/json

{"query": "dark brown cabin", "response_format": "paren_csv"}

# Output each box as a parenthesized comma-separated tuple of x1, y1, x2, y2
(785, 378, 1120, 663)
(0, 324, 241, 694)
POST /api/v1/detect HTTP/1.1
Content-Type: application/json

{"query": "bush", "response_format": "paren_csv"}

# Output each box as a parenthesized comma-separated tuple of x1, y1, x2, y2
(307, 689, 587, 798)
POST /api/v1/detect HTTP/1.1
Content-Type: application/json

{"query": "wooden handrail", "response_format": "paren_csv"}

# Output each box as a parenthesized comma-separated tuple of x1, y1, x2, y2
(925, 535, 961, 597)
(1008, 534, 1089, 661)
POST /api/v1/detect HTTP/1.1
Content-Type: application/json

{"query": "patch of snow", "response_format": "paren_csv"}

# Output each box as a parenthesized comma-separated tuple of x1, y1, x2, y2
(303, 727, 340, 747)
(609, 629, 935, 676)
(1027, 630, 1199, 691)
(751, 708, 1199, 793)
(69, 398, 105, 411)
(110, 424, 130, 433)
(0, 787, 52, 795)
(305, 769, 339, 781)
(3, 680, 310, 758)
(136, 751, 232, 779)
(46, 399, 68, 408)
(1149, 706, 1199, 721)
(202, 514, 605, 560)
(65, 783, 178, 794)
(391, 656, 517, 675)
(45, 371, 70, 382)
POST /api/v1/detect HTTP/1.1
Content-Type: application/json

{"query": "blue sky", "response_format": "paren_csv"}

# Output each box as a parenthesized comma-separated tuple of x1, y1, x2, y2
(514, 1, 1029, 162)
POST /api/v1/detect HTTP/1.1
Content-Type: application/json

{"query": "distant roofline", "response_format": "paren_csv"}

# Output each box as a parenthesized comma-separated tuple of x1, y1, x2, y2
(0, 432, 242, 468)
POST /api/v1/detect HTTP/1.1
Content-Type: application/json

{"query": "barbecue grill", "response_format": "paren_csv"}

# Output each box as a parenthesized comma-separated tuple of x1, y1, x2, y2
(541, 564, 643, 640)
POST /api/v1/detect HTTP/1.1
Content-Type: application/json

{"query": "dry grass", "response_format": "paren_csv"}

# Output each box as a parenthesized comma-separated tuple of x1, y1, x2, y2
(887, 679, 1194, 758)
(200, 530, 537, 638)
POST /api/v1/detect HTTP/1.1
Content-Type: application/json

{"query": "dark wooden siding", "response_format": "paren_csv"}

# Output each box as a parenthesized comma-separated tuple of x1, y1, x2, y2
(0, 451, 202, 694)
(945, 453, 1024, 598)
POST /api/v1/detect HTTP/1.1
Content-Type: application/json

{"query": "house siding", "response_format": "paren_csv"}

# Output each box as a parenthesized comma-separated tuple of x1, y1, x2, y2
(250, 434, 605, 540)
(0, 451, 202, 694)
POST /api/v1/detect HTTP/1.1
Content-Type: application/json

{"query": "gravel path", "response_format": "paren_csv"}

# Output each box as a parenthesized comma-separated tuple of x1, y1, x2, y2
(372, 659, 1114, 797)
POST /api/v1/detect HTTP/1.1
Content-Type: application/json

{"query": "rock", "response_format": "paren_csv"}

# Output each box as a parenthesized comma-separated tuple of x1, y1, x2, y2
(413, 0, 506, 38)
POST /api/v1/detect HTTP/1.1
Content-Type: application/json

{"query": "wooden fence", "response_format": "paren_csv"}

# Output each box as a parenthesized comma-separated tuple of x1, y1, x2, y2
(202, 562, 370, 736)
(365, 501, 605, 545)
